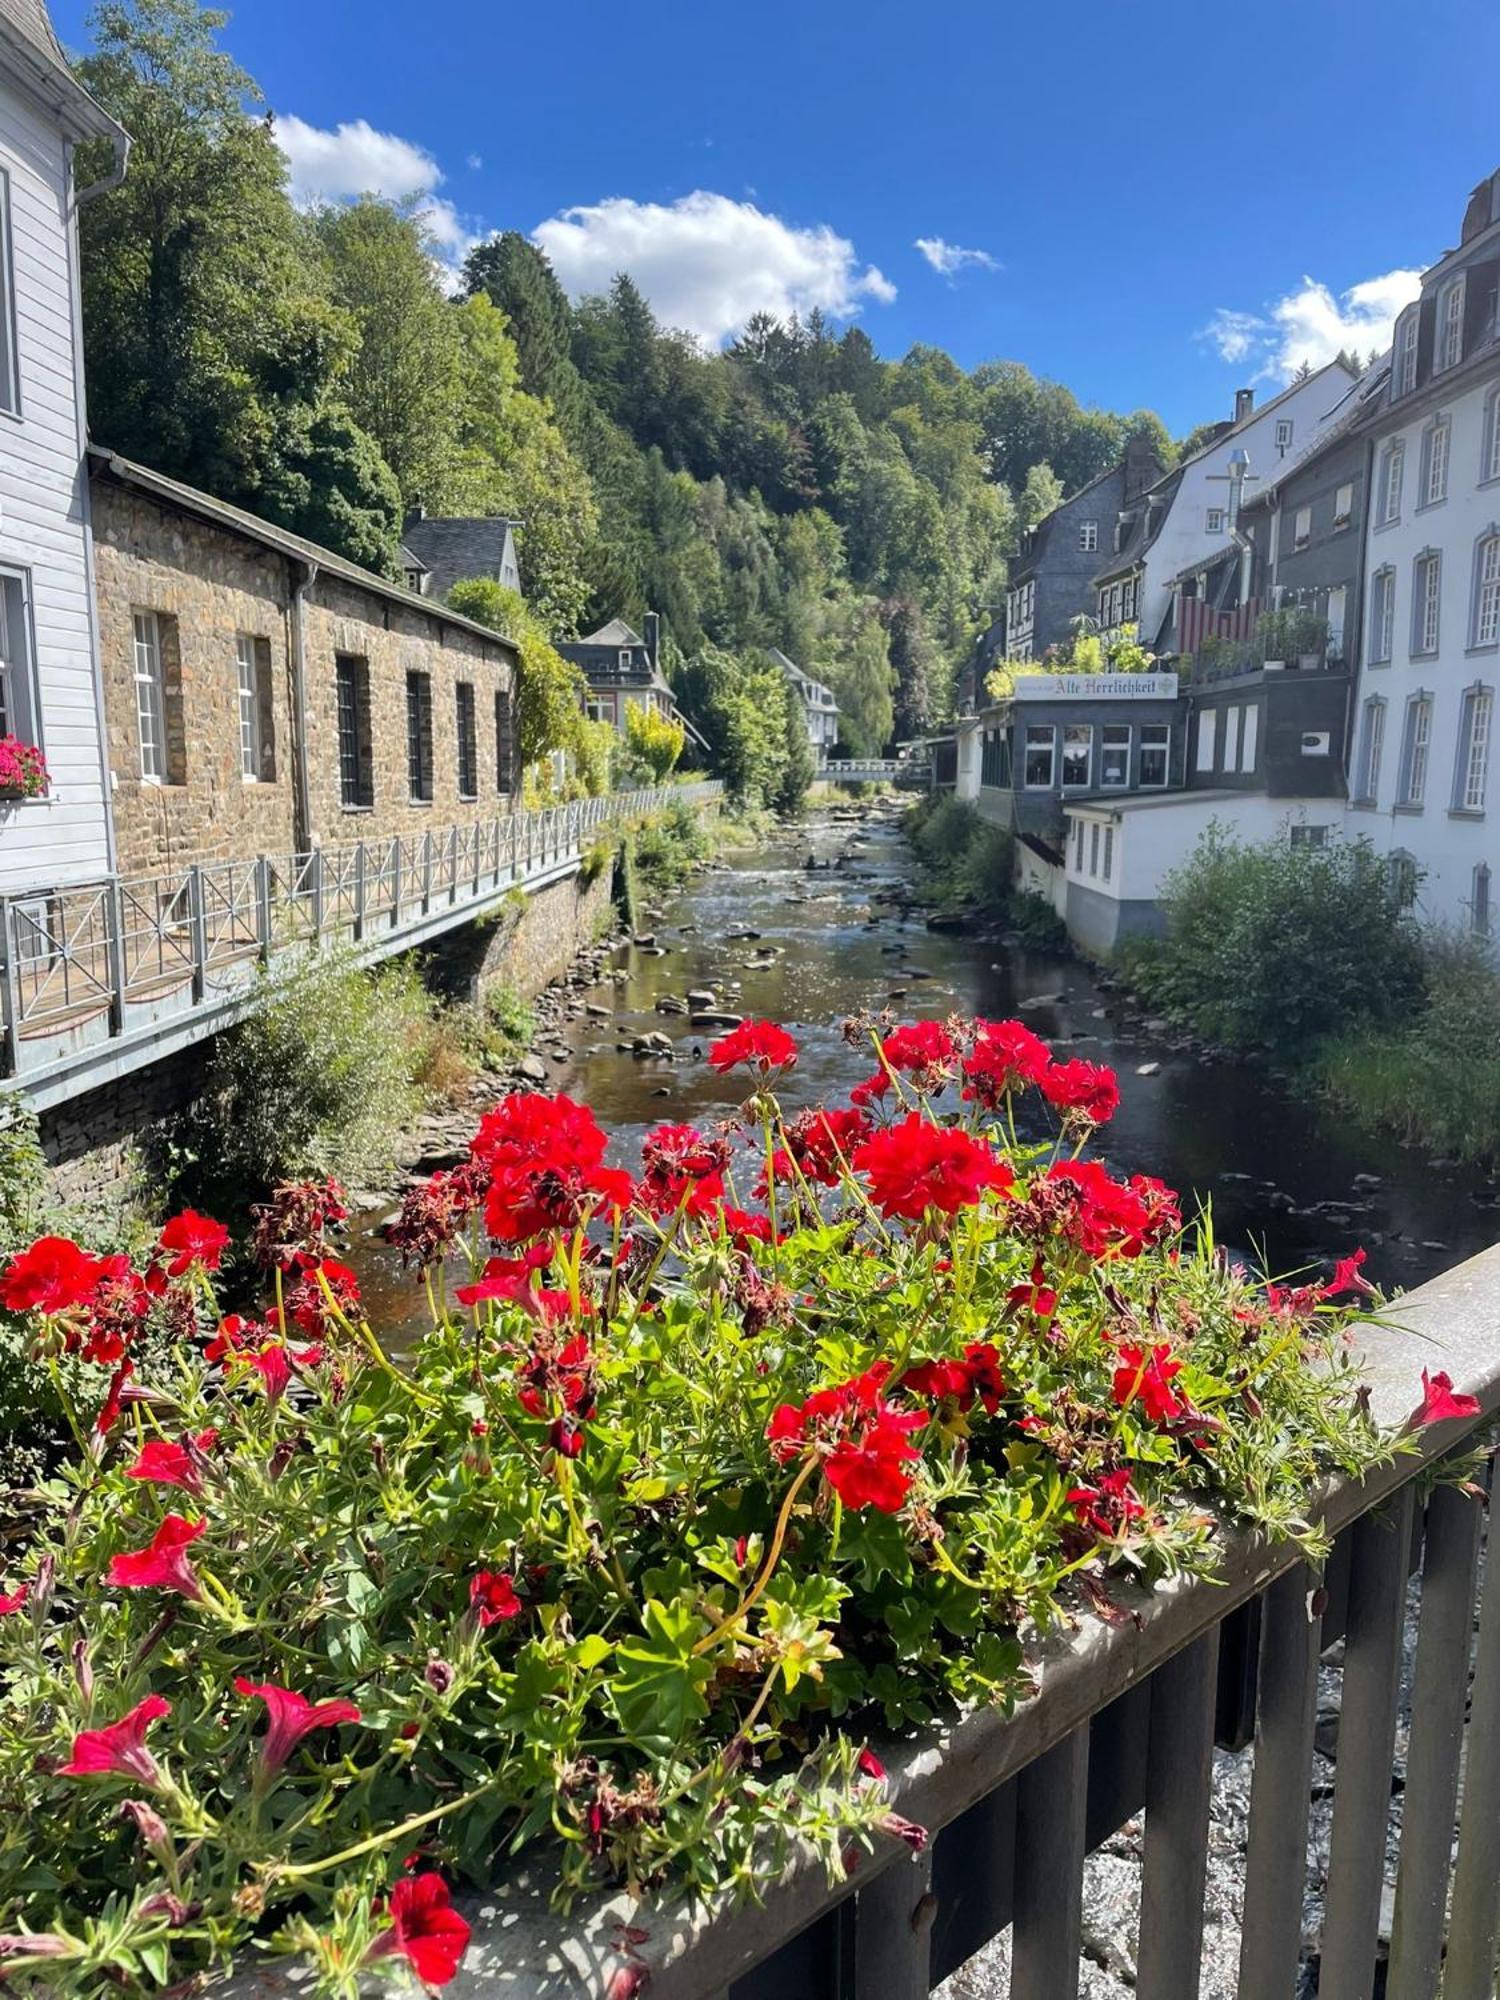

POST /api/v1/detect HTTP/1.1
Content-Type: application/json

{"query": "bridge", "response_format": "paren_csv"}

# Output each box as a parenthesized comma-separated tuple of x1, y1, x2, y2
(0, 782, 723, 1114)
(821, 758, 931, 789)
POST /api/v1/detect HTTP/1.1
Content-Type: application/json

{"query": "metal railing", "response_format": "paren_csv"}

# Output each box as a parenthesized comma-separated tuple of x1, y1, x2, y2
(244, 1242, 1498, 2000)
(0, 782, 721, 1106)
(822, 760, 932, 789)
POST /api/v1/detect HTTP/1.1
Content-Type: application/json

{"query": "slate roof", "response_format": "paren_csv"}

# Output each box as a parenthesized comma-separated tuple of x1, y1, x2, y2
(1239, 359, 1391, 514)
(0, 0, 123, 139)
(577, 618, 645, 648)
(1090, 467, 1185, 587)
(768, 646, 838, 709)
(399, 515, 516, 600)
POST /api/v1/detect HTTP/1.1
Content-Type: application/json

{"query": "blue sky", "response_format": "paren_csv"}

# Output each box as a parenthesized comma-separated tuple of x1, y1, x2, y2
(52, 0, 1500, 434)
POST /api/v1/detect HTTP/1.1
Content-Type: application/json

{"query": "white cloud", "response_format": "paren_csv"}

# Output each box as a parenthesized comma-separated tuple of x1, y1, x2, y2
(1201, 268, 1425, 381)
(466, 153, 483, 172)
(271, 113, 482, 283)
(915, 236, 1000, 280)
(531, 191, 895, 346)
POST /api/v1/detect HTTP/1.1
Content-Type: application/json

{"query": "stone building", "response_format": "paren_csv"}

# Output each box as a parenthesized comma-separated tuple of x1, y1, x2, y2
(88, 449, 520, 878)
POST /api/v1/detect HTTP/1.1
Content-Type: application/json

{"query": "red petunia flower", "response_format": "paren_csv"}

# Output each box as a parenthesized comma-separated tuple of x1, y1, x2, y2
(156, 1209, 230, 1278)
(246, 1338, 323, 1404)
(469, 1570, 523, 1626)
(1325, 1249, 1376, 1301)
(0, 1236, 103, 1315)
(367, 1873, 472, 1988)
(233, 1676, 361, 1774)
(1039, 1058, 1120, 1126)
(706, 1020, 799, 1076)
(0, 1583, 27, 1616)
(1414, 1369, 1481, 1428)
(60, 1694, 171, 1786)
(960, 1019, 1052, 1109)
(105, 1514, 205, 1601)
(856, 1747, 887, 1783)
(852, 1114, 1013, 1221)
(124, 1438, 209, 1496)
(1111, 1342, 1185, 1425)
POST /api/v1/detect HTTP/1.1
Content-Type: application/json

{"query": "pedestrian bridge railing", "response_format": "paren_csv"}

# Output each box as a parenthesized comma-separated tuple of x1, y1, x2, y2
(0, 781, 722, 1112)
(230, 1243, 1500, 2000)
(822, 759, 931, 788)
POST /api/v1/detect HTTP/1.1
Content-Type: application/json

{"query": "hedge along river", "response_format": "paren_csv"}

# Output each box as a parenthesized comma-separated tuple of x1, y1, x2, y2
(345, 800, 1500, 1331)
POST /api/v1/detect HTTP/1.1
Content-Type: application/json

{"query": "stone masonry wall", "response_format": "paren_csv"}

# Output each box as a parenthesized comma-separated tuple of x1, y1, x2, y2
(431, 865, 617, 1006)
(89, 475, 519, 881)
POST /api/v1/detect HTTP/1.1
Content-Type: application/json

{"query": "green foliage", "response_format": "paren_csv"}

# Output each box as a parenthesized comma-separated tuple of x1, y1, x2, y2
(908, 796, 1020, 919)
(676, 645, 808, 807)
(174, 951, 435, 1210)
(1130, 828, 1426, 1054)
(623, 703, 685, 783)
(985, 621, 1155, 702)
(630, 799, 714, 894)
(1317, 931, 1500, 1163)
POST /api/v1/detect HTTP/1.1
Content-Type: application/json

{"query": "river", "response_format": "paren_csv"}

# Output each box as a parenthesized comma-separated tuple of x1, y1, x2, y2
(347, 803, 1499, 1324)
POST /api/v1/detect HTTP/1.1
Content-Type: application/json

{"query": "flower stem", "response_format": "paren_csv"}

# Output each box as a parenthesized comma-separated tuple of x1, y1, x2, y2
(691, 1454, 818, 1658)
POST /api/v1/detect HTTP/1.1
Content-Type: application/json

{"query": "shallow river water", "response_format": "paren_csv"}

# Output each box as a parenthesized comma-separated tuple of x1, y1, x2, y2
(350, 806, 1499, 1318)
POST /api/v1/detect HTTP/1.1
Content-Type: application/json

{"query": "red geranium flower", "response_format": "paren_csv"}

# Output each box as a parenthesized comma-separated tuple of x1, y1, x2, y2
(516, 1331, 598, 1458)
(473, 1093, 632, 1242)
(105, 1514, 205, 1601)
(768, 1363, 928, 1514)
(960, 1019, 1052, 1109)
(1007, 1255, 1060, 1323)
(1032, 1160, 1166, 1259)
(60, 1694, 171, 1786)
(469, 1570, 523, 1625)
(706, 1020, 799, 1075)
(1414, 1369, 1481, 1428)
(848, 1068, 892, 1109)
(638, 1122, 728, 1218)
(0, 1236, 103, 1315)
(879, 1020, 956, 1087)
(780, 1105, 873, 1187)
(852, 1114, 1013, 1221)
(76, 1256, 152, 1367)
(283, 1258, 361, 1337)
(454, 1244, 553, 1309)
(367, 1873, 472, 1988)
(719, 1206, 776, 1247)
(1111, 1342, 1185, 1424)
(0, 1583, 27, 1615)
(1039, 1058, 1120, 1126)
(902, 1342, 1005, 1415)
(1067, 1467, 1146, 1538)
(156, 1209, 229, 1278)
(234, 1676, 361, 1774)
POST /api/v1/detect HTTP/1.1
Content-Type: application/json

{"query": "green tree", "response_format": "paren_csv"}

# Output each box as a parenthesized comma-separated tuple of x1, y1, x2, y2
(462, 232, 588, 435)
(75, 0, 400, 570)
(446, 578, 592, 778)
(1017, 461, 1064, 533)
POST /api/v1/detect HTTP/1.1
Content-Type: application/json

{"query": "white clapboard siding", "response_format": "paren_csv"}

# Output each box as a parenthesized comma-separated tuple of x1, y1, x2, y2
(0, 67, 110, 894)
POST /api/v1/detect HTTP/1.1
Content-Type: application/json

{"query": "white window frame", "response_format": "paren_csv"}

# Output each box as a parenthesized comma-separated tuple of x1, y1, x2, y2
(1400, 696, 1432, 806)
(0, 172, 17, 418)
(0, 567, 37, 745)
(1395, 310, 1419, 398)
(1240, 702, 1259, 773)
(1089, 822, 1100, 877)
(1100, 723, 1130, 789)
(1332, 483, 1354, 531)
(617, 648, 633, 672)
(1486, 391, 1500, 485)
(1414, 553, 1442, 656)
(1477, 536, 1500, 649)
(1473, 861, 1492, 938)
(1205, 507, 1226, 535)
(1102, 825, 1114, 882)
(1195, 709, 1216, 774)
(1423, 419, 1450, 507)
(1293, 506, 1311, 551)
(1275, 417, 1294, 452)
(1356, 697, 1386, 804)
(1371, 568, 1396, 663)
(1139, 724, 1170, 789)
(1223, 705, 1241, 772)
(1380, 441, 1405, 525)
(1060, 723, 1093, 791)
(1456, 685, 1493, 813)
(1078, 519, 1098, 553)
(1023, 724, 1056, 790)
(133, 610, 167, 783)
(1439, 275, 1466, 372)
(234, 633, 263, 781)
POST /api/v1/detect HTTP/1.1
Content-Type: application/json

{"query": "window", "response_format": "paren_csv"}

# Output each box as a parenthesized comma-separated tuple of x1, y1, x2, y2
(234, 634, 274, 781)
(1389, 850, 1419, 909)
(1422, 420, 1450, 506)
(1333, 483, 1354, 531)
(1023, 724, 1055, 789)
(1078, 519, 1098, 553)
(1139, 724, 1170, 788)
(455, 681, 478, 799)
(1293, 506, 1311, 551)
(1477, 536, 1500, 648)
(1240, 703, 1259, 773)
(1439, 276, 1466, 372)
(1275, 418, 1294, 452)
(1206, 507, 1226, 534)
(1089, 823, 1100, 877)
(1290, 824, 1329, 850)
(1473, 862, 1492, 938)
(405, 670, 433, 802)
(981, 726, 1012, 789)
(1102, 826, 1114, 882)
(1072, 817, 1085, 871)
(495, 688, 514, 794)
(1370, 568, 1396, 663)
(0, 173, 17, 416)
(1195, 709, 1216, 774)
(1223, 705, 1241, 772)
(1061, 724, 1092, 789)
(1122, 576, 1139, 621)
(1379, 441, 1404, 524)
(1395, 310, 1419, 397)
(1355, 697, 1386, 803)
(1486, 392, 1500, 484)
(1327, 585, 1348, 658)
(1399, 696, 1432, 805)
(1456, 686, 1493, 812)
(133, 611, 167, 782)
(335, 654, 373, 808)
(1412, 553, 1442, 656)
(0, 569, 36, 745)
(1100, 724, 1130, 788)
(617, 648, 633, 672)
(585, 697, 609, 724)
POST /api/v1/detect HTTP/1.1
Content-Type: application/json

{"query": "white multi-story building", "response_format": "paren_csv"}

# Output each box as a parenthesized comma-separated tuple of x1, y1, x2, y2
(1345, 169, 1500, 938)
(0, 0, 125, 892)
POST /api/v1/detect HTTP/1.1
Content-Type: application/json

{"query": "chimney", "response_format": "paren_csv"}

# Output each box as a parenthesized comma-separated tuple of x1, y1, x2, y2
(1234, 388, 1255, 425)
(643, 610, 660, 673)
(409, 504, 426, 523)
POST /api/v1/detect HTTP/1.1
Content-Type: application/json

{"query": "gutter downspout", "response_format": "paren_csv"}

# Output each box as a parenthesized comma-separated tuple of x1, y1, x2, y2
(287, 558, 317, 854)
(75, 131, 130, 210)
(1225, 449, 1255, 606)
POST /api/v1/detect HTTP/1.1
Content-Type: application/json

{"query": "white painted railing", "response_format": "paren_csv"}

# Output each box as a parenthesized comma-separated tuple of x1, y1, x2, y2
(0, 782, 722, 1109)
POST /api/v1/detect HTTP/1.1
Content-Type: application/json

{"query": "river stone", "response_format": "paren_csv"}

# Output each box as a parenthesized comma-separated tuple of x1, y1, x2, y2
(685, 989, 717, 1008)
(655, 996, 688, 1015)
(1136, 1061, 1160, 1076)
(691, 1011, 743, 1030)
(514, 1054, 548, 1085)
(584, 1002, 610, 1018)
(632, 1032, 674, 1056)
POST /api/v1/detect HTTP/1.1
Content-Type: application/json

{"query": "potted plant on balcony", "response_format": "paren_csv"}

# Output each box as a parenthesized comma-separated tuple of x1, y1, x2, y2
(1288, 607, 1330, 671)
(0, 734, 48, 800)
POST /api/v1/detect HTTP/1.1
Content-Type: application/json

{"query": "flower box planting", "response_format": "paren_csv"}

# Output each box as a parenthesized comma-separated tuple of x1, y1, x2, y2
(0, 735, 48, 800)
(0, 1015, 1461, 1998)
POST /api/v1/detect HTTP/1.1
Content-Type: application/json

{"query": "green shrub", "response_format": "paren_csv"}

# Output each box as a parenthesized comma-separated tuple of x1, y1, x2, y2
(1317, 931, 1500, 1161)
(1133, 827, 1425, 1054)
(176, 951, 436, 1209)
(907, 795, 1018, 919)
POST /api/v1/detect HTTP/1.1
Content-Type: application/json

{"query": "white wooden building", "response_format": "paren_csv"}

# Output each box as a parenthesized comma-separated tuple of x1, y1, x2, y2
(0, 0, 125, 892)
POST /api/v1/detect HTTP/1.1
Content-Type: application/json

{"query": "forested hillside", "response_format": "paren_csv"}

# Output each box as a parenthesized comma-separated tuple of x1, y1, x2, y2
(73, 0, 1174, 758)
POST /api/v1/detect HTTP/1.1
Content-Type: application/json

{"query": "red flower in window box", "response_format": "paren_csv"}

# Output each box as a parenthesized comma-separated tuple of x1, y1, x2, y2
(105, 1513, 206, 1601)
(852, 1114, 1013, 1221)
(1039, 1058, 1120, 1127)
(59, 1694, 171, 1786)
(0, 1235, 104, 1316)
(366, 1873, 472, 1988)
(961, 1019, 1052, 1108)
(155, 1209, 230, 1278)
(706, 1020, 799, 1076)
(0, 736, 48, 800)
(1112, 1342, 1186, 1424)
(233, 1677, 361, 1774)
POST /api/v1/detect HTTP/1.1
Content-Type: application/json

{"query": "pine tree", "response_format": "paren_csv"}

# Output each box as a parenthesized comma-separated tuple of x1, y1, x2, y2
(462, 232, 587, 435)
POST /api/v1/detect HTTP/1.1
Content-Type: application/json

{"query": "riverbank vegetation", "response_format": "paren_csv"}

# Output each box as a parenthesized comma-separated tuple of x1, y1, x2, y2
(1122, 827, 1500, 1161)
(0, 1018, 1439, 1996)
(907, 795, 1067, 944)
